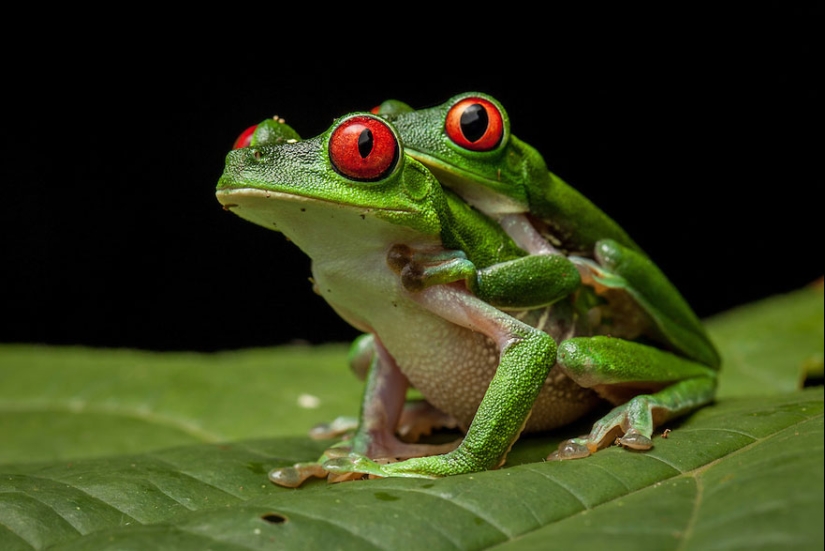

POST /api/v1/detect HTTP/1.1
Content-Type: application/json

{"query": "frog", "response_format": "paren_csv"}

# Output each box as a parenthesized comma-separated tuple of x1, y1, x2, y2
(216, 111, 719, 486)
(372, 92, 723, 433)
(229, 114, 585, 445)
(236, 115, 588, 310)
(230, 114, 586, 442)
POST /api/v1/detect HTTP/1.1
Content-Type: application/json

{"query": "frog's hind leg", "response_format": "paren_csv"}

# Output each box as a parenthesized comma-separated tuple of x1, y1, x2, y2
(574, 238, 721, 369)
(324, 283, 557, 481)
(549, 336, 717, 460)
(269, 334, 460, 488)
(333, 332, 462, 442)
(309, 399, 461, 443)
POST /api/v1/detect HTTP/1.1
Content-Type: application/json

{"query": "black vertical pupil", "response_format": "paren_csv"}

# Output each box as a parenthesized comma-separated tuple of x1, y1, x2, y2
(460, 104, 488, 143)
(357, 128, 373, 158)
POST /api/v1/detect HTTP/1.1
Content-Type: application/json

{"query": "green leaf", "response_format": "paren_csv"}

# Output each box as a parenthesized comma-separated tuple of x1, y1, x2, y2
(1, 285, 822, 550)
(707, 283, 824, 398)
(1, 390, 821, 550)
(0, 344, 361, 463)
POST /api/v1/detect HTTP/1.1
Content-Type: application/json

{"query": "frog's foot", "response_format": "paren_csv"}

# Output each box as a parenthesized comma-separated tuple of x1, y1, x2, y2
(547, 428, 653, 461)
(308, 416, 359, 440)
(324, 454, 435, 481)
(325, 442, 509, 481)
(269, 444, 375, 487)
(397, 400, 462, 442)
(548, 337, 718, 461)
(615, 428, 654, 450)
(269, 460, 372, 487)
(546, 390, 678, 462)
(269, 461, 332, 488)
(546, 437, 598, 461)
(323, 449, 474, 481)
(269, 436, 461, 487)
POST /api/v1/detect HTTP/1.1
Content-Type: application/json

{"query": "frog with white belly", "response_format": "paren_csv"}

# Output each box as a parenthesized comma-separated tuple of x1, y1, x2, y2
(216, 110, 719, 486)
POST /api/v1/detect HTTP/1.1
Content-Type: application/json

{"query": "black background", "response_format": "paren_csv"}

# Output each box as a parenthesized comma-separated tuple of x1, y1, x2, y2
(2, 26, 820, 352)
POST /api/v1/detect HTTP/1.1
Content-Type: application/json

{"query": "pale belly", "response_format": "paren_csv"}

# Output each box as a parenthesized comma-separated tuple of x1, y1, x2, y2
(218, 188, 601, 436)
(315, 259, 600, 434)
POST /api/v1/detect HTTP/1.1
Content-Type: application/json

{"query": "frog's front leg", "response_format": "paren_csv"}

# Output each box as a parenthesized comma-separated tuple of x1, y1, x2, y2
(325, 283, 556, 481)
(497, 213, 558, 255)
(548, 336, 718, 460)
(388, 243, 581, 309)
(269, 334, 460, 487)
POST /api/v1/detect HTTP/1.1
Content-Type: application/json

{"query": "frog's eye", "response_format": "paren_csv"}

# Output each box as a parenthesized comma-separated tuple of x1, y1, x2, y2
(233, 124, 258, 149)
(329, 115, 399, 181)
(444, 97, 504, 151)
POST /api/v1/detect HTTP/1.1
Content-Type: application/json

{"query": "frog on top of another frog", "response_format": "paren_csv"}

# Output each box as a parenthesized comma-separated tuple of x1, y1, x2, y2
(218, 104, 720, 487)
(372, 92, 720, 372)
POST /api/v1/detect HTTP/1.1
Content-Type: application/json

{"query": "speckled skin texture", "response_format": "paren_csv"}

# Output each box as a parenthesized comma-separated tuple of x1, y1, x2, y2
(217, 113, 718, 483)
(379, 305, 599, 434)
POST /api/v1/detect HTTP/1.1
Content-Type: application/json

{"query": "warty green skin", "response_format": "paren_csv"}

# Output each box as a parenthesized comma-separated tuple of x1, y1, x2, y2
(375, 96, 638, 252)
(237, 116, 581, 310)
(217, 112, 719, 485)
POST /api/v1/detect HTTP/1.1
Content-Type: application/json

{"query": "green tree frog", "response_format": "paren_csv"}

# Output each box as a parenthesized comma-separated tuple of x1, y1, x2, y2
(373, 92, 720, 369)
(217, 111, 720, 487)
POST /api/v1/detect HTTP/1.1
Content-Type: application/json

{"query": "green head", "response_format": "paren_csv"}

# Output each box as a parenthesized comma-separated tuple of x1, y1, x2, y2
(375, 92, 551, 216)
(217, 113, 448, 252)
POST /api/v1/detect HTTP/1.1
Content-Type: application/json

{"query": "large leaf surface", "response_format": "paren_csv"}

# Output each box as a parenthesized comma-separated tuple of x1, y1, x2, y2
(1, 285, 822, 550)
(0, 344, 363, 463)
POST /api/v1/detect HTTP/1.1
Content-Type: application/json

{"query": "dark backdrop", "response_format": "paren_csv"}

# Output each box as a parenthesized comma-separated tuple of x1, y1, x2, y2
(3, 29, 820, 352)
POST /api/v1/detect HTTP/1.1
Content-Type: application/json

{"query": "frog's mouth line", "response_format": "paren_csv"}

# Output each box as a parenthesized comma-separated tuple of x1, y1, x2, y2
(404, 151, 528, 215)
(215, 188, 418, 217)
(405, 150, 501, 187)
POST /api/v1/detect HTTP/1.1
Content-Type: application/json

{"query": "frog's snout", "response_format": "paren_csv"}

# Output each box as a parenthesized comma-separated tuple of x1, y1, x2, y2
(218, 147, 264, 190)
(223, 146, 262, 170)
(217, 149, 246, 191)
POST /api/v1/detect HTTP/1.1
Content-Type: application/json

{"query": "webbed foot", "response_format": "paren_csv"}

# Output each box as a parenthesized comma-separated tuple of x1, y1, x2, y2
(268, 462, 330, 487)
(615, 428, 654, 450)
(546, 438, 597, 461)
(548, 337, 718, 462)
(268, 443, 369, 487)
(546, 428, 654, 462)
(323, 454, 440, 481)
(268, 461, 372, 487)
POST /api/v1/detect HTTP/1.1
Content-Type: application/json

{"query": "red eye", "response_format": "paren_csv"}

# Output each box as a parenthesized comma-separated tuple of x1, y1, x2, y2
(233, 124, 257, 149)
(444, 97, 504, 151)
(329, 115, 399, 181)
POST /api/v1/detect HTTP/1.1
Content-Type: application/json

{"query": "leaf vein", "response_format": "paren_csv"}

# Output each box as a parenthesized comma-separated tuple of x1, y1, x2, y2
(338, 484, 509, 541)
(0, 401, 225, 443)
(9, 474, 141, 525)
(146, 454, 247, 500)
(144, 479, 198, 512)
(0, 490, 83, 536)
(577, 461, 634, 490)
(0, 513, 40, 550)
